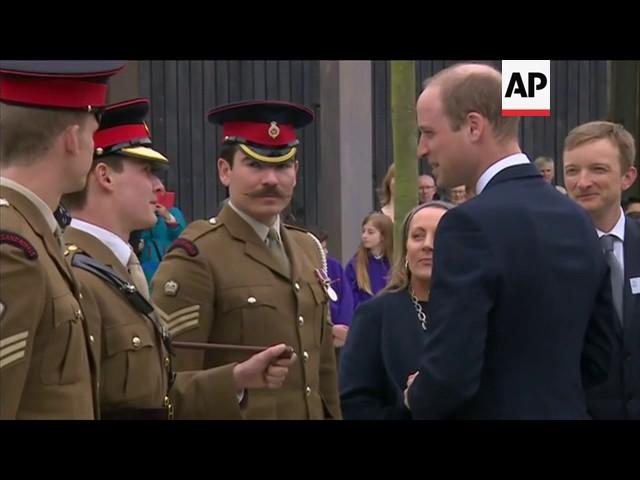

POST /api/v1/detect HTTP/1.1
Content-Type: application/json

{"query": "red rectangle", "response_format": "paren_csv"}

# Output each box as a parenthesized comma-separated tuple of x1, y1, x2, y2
(157, 192, 175, 209)
(501, 109, 551, 117)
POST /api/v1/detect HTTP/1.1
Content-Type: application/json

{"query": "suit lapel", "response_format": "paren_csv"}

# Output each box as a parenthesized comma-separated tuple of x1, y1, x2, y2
(623, 217, 640, 339)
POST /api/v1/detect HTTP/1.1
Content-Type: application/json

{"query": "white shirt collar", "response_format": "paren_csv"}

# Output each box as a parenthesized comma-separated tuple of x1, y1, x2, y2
(595, 207, 626, 242)
(0, 176, 58, 234)
(70, 218, 134, 268)
(475, 153, 531, 195)
(228, 200, 281, 243)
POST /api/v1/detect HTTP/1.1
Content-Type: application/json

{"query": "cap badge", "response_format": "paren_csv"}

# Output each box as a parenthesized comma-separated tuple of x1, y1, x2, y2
(268, 121, 280, 139)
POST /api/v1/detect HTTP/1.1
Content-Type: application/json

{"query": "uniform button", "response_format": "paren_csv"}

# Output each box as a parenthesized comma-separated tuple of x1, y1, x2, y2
(247, 296, 257, 304)
(303, 351, 309, 362)
(75, 309, 84, 320)
(294, 283, 300, 291)
(305, 386, 311, 397)
(89, 335, 95, 343)
(164, 357, 171, 368)
(298, 315, 304, 327)
(132, 336, 142, 349)
(79, 293, 84, 300)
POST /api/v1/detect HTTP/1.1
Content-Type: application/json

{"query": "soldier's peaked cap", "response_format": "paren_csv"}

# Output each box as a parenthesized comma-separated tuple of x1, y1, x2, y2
(207, 100, 314, 164)
(0, 60, 126, 111)
(94, 97, 168, 165)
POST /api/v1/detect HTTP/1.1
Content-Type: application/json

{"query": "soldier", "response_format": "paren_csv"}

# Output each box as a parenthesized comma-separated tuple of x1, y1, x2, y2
(152, 100, 342, 419)
(0, 60, 124, 419)
(61, 98, 296, 420)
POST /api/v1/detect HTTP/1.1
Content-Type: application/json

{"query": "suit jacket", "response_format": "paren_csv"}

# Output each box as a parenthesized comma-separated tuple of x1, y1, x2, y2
(0, 186, 97, 419)
(151, 205, 342, 420)
(65, 227, 242, 420)
(586, 215, 640, 419)
(408, 163, 617, 419)
(339, 290, 425, 419)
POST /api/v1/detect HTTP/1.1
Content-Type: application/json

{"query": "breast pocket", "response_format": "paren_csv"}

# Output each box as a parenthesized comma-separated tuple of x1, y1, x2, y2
(219, 286, 278, 346)
(41, 293, 90, 386)
(103, 323, 159, 401)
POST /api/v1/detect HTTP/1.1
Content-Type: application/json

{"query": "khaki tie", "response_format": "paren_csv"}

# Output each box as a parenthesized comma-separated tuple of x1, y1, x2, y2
(266, 227, 290, 276)
(128, 252, 150, 300)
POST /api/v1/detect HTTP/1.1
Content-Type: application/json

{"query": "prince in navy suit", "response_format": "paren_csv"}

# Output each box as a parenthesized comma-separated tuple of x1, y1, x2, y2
(406, 64, 617, 419)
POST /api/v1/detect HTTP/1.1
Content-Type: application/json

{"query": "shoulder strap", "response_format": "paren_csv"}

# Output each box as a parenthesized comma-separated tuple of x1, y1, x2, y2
(71, 253, 173, 356)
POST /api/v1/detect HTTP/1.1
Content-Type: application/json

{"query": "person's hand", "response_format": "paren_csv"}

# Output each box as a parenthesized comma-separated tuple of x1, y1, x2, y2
(232, 344, 297, 391)
(332, 324, 349, 348)
(156, 204, 177, 225)
(404, 371, 419, 409)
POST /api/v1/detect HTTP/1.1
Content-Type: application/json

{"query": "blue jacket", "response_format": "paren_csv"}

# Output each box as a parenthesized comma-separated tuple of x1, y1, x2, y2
(408, 163, 617, 419)
(340, 290, 425, 419)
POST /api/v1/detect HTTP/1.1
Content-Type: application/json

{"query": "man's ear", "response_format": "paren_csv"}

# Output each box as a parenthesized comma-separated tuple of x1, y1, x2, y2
(62, 124, 81, 154)
(465, 112, 486, 143)
(94, 162, 116, 192)
(218, 157, 232, 187)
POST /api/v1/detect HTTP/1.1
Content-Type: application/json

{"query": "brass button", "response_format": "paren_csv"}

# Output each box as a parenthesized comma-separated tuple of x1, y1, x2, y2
(164, 357, 171, 368)
(298, 315, 304, 327)
(89, 335, 95, 344)
(79, 293, 84, 300)
(163, 395, 171, 407)
(303, 351, 309, 362)
(95, 147, 104, 156)
(247, 296, 257, 304)
(132, 336, 142, 349)
(294, 283, 300, 291)
(67, 245, 78, 252)
(305, 386, 311, 397)
(209, 217, 217, 225)
(75, 309, 84, 320)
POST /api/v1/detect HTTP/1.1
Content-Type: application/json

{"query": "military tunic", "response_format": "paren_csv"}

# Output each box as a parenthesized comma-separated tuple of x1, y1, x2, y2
(151, 204, 342, 420)
(0, 181, 98, 419)
(65, 224, 243, 419)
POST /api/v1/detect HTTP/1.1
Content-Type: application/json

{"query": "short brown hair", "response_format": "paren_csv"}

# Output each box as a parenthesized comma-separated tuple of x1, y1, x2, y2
(424, 63, 520, 142)
(61, 154, 124, 211)
(0, 102, 91, 167)
(564, 121, 637, 171)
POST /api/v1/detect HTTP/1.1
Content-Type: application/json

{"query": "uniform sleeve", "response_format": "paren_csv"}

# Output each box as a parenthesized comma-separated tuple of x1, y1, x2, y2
(170, 364, 244, 420)
(0, 242, 46, 419)
(151, 243, 215, 373)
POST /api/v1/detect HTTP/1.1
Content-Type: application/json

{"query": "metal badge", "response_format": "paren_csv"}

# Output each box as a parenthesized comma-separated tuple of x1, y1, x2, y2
(268, 121, 280, 139)
(314, 268, 338, 302)
(164, 280, 179, 296)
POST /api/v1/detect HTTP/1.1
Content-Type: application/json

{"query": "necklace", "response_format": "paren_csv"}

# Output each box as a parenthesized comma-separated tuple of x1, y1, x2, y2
(409, 287, 427, 331)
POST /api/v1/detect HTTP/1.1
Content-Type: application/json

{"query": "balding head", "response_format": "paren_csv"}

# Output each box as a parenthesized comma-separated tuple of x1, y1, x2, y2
(421, 63, 519, 143)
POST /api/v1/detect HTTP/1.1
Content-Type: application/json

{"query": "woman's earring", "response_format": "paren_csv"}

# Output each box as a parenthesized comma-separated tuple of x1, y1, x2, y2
(404, 258, 409, 270)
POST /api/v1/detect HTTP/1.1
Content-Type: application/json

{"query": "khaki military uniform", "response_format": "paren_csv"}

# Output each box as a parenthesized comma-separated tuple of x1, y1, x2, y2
(64, 226, 243, 420)
(0, 182, 98, 419)
(151, 205, 342, 420)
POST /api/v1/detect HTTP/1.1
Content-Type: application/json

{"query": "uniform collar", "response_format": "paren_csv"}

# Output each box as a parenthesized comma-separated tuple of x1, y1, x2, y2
(0, 176, 58, 234)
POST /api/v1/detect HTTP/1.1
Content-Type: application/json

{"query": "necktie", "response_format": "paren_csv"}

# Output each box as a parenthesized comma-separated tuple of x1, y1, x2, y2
(600, 234, 624, 325)
(128, 252, 150, 300)
(266, 228, 290, 276)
